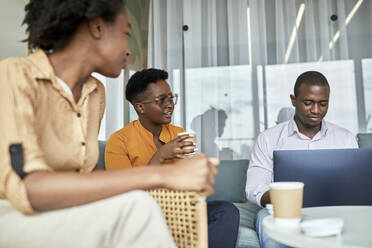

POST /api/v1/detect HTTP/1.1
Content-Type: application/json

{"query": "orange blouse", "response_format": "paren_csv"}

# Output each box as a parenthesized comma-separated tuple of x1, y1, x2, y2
(105, 120, 185, 170)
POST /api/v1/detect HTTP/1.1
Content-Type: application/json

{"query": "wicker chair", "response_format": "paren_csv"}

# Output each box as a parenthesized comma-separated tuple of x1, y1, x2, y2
(95, 140, 208, 247)
(147, 189, 208, 248)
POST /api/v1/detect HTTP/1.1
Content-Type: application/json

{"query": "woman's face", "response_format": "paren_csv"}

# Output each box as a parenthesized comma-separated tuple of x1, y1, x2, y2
(95, 9, 132, 77)
(140, 80, 175, 125)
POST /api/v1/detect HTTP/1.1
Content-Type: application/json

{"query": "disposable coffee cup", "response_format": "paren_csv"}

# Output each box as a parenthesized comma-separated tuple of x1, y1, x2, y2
(177, 131, 196, 155)
(270, 182, 304, 226)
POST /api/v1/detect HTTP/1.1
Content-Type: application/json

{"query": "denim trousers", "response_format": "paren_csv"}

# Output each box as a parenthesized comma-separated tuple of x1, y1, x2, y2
(255, 208, 290, 248)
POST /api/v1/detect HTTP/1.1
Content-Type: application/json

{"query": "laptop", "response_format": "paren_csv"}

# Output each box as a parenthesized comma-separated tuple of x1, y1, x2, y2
(274, 148, 372, 208)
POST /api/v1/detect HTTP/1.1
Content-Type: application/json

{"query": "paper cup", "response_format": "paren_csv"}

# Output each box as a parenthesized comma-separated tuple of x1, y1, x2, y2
(177, 131, 197, 156)
(270, 182, 304, 226)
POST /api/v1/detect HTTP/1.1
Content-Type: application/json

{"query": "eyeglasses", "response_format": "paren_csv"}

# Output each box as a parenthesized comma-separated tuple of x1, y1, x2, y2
(139, 93, 178, 106)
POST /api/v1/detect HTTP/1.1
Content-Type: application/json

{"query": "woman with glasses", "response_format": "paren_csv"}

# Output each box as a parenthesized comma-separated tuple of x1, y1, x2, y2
(105, 68, 240, 248)
(105, 68, 195, 169)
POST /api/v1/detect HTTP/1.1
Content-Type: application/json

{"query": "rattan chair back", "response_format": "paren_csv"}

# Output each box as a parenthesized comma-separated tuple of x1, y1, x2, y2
(147, 189, 208, 248)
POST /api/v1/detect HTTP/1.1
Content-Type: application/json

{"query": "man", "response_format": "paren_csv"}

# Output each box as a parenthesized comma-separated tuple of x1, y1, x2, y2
(245, 71, 358, 248)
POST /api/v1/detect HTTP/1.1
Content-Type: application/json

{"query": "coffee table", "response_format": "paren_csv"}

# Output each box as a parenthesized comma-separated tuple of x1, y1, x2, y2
(263, 206, 372, 248)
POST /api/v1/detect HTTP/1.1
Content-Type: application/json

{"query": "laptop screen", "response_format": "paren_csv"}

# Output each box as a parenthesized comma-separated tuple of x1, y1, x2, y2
(274, 148, 372, 207)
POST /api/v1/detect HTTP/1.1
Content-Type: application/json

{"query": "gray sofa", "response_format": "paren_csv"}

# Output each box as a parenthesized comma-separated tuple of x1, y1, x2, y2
(98, 141, 261, 248)
(207, 160, 260, 248)
(357, 133, 372, 148)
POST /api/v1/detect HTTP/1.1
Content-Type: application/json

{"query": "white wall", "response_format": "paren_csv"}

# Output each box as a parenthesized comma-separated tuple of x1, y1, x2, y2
(0, 0, 28, 59)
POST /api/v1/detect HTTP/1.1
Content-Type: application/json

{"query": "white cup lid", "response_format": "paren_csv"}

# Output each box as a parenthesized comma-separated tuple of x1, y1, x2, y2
(178, 131, 196, 136)
(270, 182, 304, 189)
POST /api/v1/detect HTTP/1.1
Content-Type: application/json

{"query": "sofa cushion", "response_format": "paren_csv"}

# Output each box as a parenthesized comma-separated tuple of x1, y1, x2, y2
(235, 226, 260, 248)
(233, 202, 261, 230)
(357, 133, 372, 148)
(208, 160, 249, 203)
(234, 202, 261, 248)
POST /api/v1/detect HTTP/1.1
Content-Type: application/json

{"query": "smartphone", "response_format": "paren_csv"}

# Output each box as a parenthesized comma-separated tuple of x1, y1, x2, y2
(9, 143, 26, 179)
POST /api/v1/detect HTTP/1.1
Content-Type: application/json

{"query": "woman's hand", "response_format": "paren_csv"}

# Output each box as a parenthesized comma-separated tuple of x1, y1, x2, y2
(161, 154, 219, 197)
(148, 134, 195, 164)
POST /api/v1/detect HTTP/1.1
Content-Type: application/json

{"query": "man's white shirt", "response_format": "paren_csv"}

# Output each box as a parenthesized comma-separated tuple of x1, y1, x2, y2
(245, 119, 358, 207)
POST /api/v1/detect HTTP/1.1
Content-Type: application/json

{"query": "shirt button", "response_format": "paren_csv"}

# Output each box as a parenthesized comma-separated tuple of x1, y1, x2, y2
(81, 142, 86, 146)
(77, 113, 81, 118)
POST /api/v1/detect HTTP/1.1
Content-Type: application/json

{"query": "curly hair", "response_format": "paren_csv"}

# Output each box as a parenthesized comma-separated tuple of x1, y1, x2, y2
(23, 0, 126, 51)
(294, 71, 330, 97)
(126, 68, 169, 104)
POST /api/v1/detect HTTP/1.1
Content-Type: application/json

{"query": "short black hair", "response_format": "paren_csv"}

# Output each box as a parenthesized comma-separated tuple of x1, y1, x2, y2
(23, 0, 126, 51)
(294, 71, 330, 97)
(126, 68, 169, 103)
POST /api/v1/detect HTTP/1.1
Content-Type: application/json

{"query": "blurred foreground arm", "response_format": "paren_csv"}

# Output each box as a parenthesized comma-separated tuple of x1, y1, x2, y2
(25, 154, 219, 211)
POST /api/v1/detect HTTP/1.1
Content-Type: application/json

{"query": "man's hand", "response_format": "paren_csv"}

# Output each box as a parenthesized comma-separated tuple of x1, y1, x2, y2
(161, 154, 219, 196)
(260, 190, 271, 207)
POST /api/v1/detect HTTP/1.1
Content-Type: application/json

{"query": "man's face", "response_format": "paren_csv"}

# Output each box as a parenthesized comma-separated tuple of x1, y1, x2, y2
(290, 83, 330, 128)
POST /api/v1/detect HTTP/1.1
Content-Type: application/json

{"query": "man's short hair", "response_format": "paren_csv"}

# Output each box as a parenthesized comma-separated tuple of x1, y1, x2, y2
(294, 71, 330, 97)
(125, 68, 168, 103)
